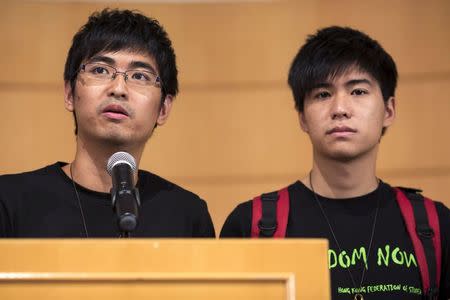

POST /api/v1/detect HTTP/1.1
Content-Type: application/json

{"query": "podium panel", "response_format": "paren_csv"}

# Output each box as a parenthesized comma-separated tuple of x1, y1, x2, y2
(0, 272, 292, 300)
(0, 239, 329, 299)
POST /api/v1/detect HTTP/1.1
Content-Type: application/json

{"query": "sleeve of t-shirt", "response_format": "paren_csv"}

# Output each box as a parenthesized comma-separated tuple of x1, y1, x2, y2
(0, 199, 11, 237)
(192, 198, 216, 238)
(220, 200, 252, 238)
(435, 201, 450, 299)
(0, 176, 14, 237)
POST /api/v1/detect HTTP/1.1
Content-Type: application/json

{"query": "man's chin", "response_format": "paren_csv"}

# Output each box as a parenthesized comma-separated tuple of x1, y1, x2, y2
(97, 133, 135, 147)
(101, 131, 153, 148)
(324, 148, 362, 162)
(326, 146, 376, 162)
(329, 153, 355, 162)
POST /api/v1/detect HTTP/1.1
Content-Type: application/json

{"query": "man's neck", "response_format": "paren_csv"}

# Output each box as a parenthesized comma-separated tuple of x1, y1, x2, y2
(302, 150, 379, 199)
(62, 138, 143, 193)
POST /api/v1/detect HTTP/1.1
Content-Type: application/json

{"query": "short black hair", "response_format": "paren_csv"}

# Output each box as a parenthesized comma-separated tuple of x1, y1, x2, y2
(64, 8, 178, 133)
(288, 26, 397, 112)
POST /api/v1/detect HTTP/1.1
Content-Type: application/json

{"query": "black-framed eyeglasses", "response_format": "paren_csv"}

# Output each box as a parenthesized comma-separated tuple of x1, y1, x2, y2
(79, 62, 162, 89)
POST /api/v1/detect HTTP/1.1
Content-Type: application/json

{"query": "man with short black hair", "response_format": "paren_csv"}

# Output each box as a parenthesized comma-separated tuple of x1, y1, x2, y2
(220, 26, 449, 299)
(0, 9, 215, 238)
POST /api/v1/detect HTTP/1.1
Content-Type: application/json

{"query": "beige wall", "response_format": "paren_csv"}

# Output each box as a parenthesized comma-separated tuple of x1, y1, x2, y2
(1, 0, 449, 233)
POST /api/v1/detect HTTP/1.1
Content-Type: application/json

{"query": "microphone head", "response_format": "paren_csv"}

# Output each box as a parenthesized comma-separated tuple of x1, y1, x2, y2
(107, 151, 137, 175)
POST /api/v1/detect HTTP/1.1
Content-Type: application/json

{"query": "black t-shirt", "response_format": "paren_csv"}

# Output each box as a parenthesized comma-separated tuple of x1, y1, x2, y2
(221, 181, 450, 300)
(0, 162, 215, 238)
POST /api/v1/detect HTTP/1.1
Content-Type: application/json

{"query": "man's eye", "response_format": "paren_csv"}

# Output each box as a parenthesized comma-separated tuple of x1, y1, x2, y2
(90, 66, 109, 75)
(352, 89, 367, 96)
(130, 72, 151, 81)
(315, 91, 331, 99)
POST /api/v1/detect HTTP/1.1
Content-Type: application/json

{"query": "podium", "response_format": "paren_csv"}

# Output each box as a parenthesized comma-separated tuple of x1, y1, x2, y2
(0, 239, 330, 299)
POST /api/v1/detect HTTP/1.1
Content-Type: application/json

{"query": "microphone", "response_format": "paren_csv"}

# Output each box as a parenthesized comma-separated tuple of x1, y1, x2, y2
(107, 151, 140, 236)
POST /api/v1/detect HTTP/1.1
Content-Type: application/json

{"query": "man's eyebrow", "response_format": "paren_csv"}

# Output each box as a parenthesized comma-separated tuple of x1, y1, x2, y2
(87, 55, 115, 65)
(345, 79, 372, 87)
(129, 61, 157, 74)
(311, 82, 332, 90)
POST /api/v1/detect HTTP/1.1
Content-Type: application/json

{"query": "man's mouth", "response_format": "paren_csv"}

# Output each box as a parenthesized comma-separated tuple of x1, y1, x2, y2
(102, 104, 129, 120)
(326, 126, 357, 135)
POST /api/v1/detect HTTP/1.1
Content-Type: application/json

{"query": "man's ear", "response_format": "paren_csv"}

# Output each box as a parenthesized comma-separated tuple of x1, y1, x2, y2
(64, 82, 75, 112)
(156, 94, 174, 126)
(299, 112, 309, 133)
(383, 96, 396, 128)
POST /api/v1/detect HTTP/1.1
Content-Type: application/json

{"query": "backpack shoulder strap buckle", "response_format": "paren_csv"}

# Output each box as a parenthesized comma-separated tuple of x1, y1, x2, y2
(417, 224, 435, 239)
(396, 186, 423, 194)
(252, 187, 290, 238)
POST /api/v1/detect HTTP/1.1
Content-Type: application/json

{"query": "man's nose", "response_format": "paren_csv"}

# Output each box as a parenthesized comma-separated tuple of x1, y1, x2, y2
(330, 93, 352, 120)
(107, 72, 129, 100)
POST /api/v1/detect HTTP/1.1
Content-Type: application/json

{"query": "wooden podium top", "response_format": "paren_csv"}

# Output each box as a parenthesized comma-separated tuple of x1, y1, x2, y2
(0, 239, 330, 299)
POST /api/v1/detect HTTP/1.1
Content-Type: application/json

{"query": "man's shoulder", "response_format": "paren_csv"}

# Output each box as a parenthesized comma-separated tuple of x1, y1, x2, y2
(384, 182, 448, 209)
(0, 162, 65, 209)
(137, 170, 204, 204)
(228, 181, 301, 217)
(0, 162, 62, 188)
(383, 181, 449, 243)
(248, 181, 302, 199)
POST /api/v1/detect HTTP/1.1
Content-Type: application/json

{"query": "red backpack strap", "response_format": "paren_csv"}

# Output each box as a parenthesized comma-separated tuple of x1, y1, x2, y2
(251, 187, 289, 238)
(394, 187, 441, 299)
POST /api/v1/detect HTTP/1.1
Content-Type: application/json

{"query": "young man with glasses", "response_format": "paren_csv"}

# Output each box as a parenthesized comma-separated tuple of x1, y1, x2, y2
(220, 27, 449, 299)
(0, 9, 215, 238)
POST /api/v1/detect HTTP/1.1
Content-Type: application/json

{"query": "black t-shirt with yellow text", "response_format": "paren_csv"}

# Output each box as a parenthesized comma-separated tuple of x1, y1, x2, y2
(221, 181, 450, 300)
